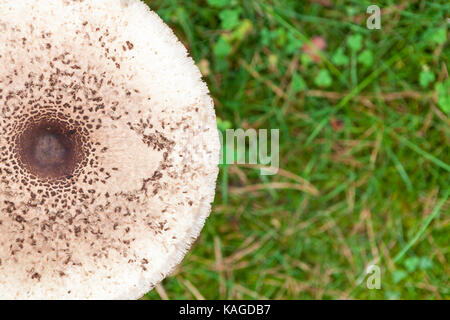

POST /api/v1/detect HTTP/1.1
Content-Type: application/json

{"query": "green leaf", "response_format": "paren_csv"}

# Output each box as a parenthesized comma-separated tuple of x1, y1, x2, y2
(345, 7, 358, 17)
(358, 49, 374, 67)
(219, 9, 241, 30)
(301, 53, 313, 67)
(206, 0, 231, 8)
(217, 118, 232, 131)
(291, 73, 306, 93)
(314, 69, 332, 88)
(430, 27, 447, 45)
(419, 70, 435, 88)
(435, 79, 450, 113)
(332, 47, 349, 66)
(260, 28, 273, 47)
(286, 32, 303, 55)
(275, 28, 287, 46)
(214, 36, 232, 57)
(419, 257, 433, 270)
(347, 34, 363, 52)
(232, 19, 253, 41)
(404, 256, 420, 272)
(392, 270, 408, 284)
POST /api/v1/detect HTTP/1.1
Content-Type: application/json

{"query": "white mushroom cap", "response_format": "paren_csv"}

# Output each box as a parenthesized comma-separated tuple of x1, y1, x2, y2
(0, 0, 219, 299)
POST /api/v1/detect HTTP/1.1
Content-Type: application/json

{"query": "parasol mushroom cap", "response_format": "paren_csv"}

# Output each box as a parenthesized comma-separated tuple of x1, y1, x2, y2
(0, 0, 219, 299)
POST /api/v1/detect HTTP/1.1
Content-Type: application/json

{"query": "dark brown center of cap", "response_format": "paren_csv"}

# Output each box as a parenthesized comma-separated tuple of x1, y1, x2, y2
(34, 133, 67, 167)
(16, 119, 84, 180)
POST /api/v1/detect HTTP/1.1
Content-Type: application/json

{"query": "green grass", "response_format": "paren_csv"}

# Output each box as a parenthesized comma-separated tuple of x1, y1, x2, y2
(143, 0, 449, 300)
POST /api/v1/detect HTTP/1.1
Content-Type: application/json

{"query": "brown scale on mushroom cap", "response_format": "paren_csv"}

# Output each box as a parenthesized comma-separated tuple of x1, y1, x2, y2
(0, 0, 219, 299)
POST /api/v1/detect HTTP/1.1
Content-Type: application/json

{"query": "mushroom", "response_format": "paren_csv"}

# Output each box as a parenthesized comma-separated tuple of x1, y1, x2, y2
(0, 0, 219, 299)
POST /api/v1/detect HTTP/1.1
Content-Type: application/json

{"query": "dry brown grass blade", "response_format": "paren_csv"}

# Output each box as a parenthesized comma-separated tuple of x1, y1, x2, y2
(214, 237, 227, 298)
(238, 164, 318, 191)
(307, 89, 428, 101)
(155, 283, 169, 300)
(233, 283, 269, 300)
(224, 240, 263, 265)
(233, 164, 319, 196)
(230, 182, 319, 196)
(240, 59, 287, 99)
(181, 278, 206, 300)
